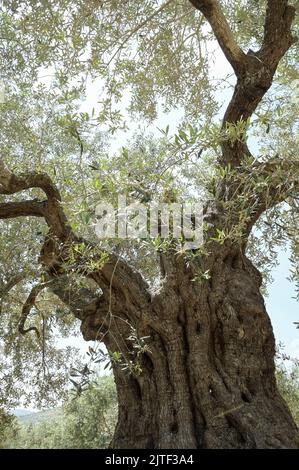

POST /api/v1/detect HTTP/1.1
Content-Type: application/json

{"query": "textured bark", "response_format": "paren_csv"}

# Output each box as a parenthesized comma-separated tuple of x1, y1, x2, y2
(76, 246, 299, 449)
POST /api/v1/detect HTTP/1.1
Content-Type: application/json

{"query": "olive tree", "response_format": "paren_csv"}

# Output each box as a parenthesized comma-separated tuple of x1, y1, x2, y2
(0, 0, 299, 448)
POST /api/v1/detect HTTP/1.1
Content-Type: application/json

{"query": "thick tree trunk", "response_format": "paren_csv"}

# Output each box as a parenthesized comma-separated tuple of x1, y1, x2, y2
(80, 247, 299, 449)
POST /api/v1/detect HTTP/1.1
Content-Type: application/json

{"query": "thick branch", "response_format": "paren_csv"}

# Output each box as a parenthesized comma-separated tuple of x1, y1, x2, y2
(95, 253, 150, 306)
(0, 160, 72, 239)
(47, 272, 139, 343)
(49, 276, 113, 341)
(0, 161, 61, 201)
(189, 0, 247, 75)
(0, 200, 46, 219)
(48, 275, 103, 320)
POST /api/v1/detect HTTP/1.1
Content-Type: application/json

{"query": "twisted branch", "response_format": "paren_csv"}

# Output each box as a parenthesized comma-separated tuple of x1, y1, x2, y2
(18, 283, 46, 338)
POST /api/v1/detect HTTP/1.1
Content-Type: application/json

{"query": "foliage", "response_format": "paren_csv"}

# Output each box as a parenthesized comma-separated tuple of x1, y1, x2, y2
(0, 408, 18, 448)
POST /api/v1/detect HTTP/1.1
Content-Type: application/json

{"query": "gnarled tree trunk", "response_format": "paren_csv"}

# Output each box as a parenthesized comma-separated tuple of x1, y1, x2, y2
(79, 247, 299, 449)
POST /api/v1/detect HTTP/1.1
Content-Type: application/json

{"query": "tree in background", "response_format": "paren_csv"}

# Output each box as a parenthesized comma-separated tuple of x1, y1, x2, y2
(0, 0, 299, 448)
(276, 353, 299, 426)
(2, 376, 117, 449)
(0, 408, 18, 448)
(62, 375, 117, 449)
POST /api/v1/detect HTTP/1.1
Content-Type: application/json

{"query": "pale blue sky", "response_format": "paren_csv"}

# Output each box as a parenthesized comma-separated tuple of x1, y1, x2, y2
(266, 250, 299, 359)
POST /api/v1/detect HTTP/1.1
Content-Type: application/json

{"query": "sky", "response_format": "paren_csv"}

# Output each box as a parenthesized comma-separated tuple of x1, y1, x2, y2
(266, 250, 299, 360)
